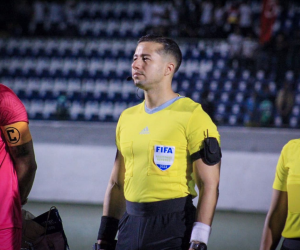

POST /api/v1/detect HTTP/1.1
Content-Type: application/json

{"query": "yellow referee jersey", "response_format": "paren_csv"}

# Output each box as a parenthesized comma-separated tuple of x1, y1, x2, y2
(273, 139, 300, 238)
(116, 97, 220, 203)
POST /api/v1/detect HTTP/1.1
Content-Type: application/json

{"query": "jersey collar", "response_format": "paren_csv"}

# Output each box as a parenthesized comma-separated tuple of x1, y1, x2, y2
(144, 96, 184, 114)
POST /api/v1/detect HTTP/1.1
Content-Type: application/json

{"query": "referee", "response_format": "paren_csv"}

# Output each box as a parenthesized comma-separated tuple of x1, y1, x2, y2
(97, 34, 222, 250)
(260, 139, 300, 250)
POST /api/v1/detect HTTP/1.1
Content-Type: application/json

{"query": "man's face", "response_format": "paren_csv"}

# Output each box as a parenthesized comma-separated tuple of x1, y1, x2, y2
(131, 42, 167, 90)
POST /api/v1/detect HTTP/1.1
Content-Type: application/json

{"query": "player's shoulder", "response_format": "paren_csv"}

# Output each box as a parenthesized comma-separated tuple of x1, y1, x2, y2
(0, 84, 27, 125)
(0, 84, 22, 106)
(0, 84, 17, 98)
(283, 139, 300, 151)
(174, 97, 203, 113)
(122, 101, 144, 115)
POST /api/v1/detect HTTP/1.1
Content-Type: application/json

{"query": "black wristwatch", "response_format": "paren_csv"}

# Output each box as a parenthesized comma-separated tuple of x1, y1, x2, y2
(190, 241, 207, 250)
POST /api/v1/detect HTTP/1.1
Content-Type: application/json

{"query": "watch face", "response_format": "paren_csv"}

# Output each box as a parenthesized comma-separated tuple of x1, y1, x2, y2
(190, 242, 200, 249)
(190, 242, 207, 250)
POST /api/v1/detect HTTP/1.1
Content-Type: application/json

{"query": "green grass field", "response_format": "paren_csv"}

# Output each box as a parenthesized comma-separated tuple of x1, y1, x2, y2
(23, 201, 283, 250)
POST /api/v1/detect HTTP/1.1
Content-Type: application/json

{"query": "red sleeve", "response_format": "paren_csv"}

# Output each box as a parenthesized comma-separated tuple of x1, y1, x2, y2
(0, 84, 28, 126)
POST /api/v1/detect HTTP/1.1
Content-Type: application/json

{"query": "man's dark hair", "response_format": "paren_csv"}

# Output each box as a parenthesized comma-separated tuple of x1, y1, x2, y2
(138, 34, 182, 73)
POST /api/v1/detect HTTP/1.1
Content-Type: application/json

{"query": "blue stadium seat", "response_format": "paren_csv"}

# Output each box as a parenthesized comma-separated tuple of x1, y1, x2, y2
(82, 79, 95, 99)
(107, 79, 123, 100)
(99, 101, 113, 121)
(67, 78, 81, 100)
(289, 116, 300, 128)
(84, 100, 99, 121)
(43, 100, 57, 119)
(28, 99, 44, 119)
(70, 101, 84, 120)
(26, 78, 41, 98)
(53, 78, 68, 97)
(40, 78, 54, 98)
(94, 79, 108, 100)
(121, 80, 136, 101)
(112, 102, 127, 121)
(235, 92, 245, 103)
(209, 80, 219, 92)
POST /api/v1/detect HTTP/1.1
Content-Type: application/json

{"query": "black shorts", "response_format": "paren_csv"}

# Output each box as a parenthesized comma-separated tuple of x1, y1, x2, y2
(116, 196, 196, 250)
(281, 238, 300, 250)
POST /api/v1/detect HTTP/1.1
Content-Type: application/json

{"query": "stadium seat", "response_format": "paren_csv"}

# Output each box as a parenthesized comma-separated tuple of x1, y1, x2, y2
(94, 79, 108, 99)
(209, 80, 219, 92)
(238, 81, 247, 91)
(23, 58, 37, 77)
(103, 58, 116, 76)
(36, 57, 51, 76)
(1, 77, 14, 89)
(231, 104, 241, 114)
(84, 100, 99, 120)
(227, 70, 236, 80)
(224, 81, 233, 91)
(289, 116, 299, 128)
(40, 78, 54, 98)
(268, 81, 277, 94)
(241, 70, 250, 80)
(99, 101, 113, 121)
(107, 79, 122, 100)
(274, 115, 282, 127)
(194, 80, 205, 92)
(254, 81, 262, 92)
(191, 92, 200, 102)
(121, 80, 136, 100)
(217, 103, 228, 115)
(49, 58, 64, 77)
(28, 99, 44, 119)
(67, 78, 81, 99)
(292, 105, 300, 117)
(220, 92, 229, 102)
(235, 92, 245, 103)
(43, 100, 57, 119)
(285, 70, 294, 81)
(53, 78, 68, 96)
(180, 80, 190, 91)
(212, 69, 222, 80)
(172, 80, 178, 92)
(256, 70, 265, 80)
(89, 58, 104, 77)
(116, 59, 130, 77)
(112, 102, 127, 121)
(13, 77, 28, 97)
(82, 79, 95, 98)
(70, 101, 84, 120)
(26, 78, 41, 98)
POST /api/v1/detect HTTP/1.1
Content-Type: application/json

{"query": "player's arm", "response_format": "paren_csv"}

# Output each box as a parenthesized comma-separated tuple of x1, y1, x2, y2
(189, 159, 220, 250)
(1, 122, 37, 205)
(97, 149, 126, 248)
(260, 189, 287, 250)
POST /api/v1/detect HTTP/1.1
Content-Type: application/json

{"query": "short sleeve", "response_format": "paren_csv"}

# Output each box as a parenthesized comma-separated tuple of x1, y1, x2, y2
(115, 113, 123, 151)
(186, 105, 220, 156)
(273, 145, 288, 191)
(0, 85, 28, 126)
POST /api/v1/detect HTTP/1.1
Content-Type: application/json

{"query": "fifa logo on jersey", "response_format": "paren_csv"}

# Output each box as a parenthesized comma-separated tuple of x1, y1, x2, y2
(154, 145, 175, 171)
(155, 146, 173, 154)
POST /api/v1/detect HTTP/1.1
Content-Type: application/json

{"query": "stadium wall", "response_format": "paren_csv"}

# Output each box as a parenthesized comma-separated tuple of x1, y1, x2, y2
(28, 121, 300, 212)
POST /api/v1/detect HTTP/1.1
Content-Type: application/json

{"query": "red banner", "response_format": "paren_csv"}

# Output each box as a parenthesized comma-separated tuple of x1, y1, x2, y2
(260, 0, 278, 44)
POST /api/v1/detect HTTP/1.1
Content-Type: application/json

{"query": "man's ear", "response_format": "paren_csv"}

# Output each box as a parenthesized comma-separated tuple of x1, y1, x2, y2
(165, 62, 175, 76)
